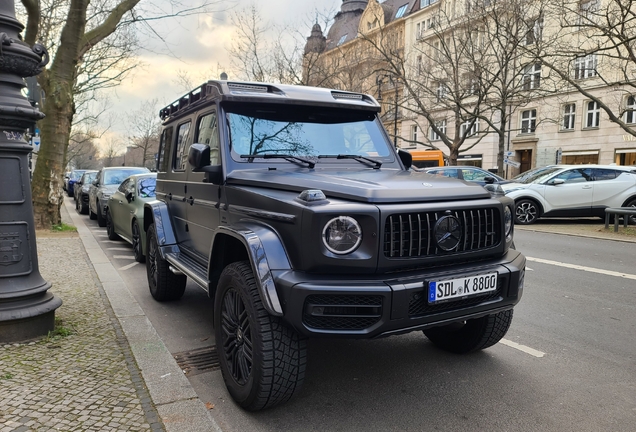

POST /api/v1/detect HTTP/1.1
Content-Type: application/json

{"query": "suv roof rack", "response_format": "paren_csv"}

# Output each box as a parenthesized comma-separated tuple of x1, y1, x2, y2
(159, 82, 216, 121)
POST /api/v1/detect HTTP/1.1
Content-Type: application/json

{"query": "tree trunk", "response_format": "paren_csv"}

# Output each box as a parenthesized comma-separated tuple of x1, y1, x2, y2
(31, 76, 75, 228)
(497, 132, 506, 178)
(31, 0, 89, 229)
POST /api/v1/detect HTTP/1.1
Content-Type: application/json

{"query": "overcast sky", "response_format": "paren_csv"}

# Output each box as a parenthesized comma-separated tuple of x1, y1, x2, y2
(102, 0, 341, 146)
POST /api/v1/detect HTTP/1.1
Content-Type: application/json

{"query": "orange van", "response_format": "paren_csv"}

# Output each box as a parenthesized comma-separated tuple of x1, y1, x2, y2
(408, 149, 445, 168)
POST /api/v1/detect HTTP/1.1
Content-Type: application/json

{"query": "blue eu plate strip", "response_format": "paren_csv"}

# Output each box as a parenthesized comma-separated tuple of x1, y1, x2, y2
(429, 282, 436, 302)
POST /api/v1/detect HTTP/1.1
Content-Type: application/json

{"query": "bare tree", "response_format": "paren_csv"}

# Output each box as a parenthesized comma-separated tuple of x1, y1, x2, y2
(100, 138, 124, 168)
(527, 0, 636, 138)
(127, 98, 161, 169)
(21, 0, 222, 229)
(67, 131, 100, 169)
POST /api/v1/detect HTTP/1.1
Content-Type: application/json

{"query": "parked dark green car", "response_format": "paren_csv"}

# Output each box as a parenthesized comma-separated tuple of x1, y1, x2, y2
(105, 173, 157, 262)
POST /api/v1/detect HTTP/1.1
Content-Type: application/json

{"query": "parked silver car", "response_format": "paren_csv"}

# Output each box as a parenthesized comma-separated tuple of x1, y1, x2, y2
(88, 167, 150, 227)
(502, 165, 636, 224)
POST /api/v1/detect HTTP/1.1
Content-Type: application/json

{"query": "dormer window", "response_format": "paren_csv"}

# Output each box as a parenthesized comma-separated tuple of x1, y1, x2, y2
(396, 4, 409, 18)
(337, 34, 348, 46)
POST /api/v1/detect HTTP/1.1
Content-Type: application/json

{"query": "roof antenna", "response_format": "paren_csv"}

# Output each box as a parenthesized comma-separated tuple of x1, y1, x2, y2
(220, 72, 228, 80)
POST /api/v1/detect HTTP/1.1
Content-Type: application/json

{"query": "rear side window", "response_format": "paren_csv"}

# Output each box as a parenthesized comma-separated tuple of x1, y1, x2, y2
(593, 169, 618, 181)
(197, 112, 220, 165)
(173, 122, 192, 171)
(157, 127, 173, 172)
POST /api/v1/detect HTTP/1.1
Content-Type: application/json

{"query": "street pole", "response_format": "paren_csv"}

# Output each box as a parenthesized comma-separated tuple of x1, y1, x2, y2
(0, 1, 62, 342)
(393, 79, 398, 148)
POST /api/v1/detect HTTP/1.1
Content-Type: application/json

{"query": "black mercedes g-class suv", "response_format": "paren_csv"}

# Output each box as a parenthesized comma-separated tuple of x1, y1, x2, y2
(143, 80, 526, 411)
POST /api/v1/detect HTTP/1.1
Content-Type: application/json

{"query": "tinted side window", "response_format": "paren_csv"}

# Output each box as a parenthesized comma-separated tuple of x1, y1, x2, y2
(196, 113, 220, 164)
(173, 122, 192, 172)
(118, 179, 131, 193)
(593, 169, 618, 181)
(461, 169, 489, 181)
(553, 168, 592, 183)
(157, 127, 173, 172)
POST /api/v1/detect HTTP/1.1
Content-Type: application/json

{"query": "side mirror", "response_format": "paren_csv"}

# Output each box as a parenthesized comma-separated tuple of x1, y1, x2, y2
(92, 179, 99, 186)
(125, 192, 134, 202)
(397, 149, 412, 170)
(549, 178, 565, 185)
(484, 176, 496, 184)
(188, 143, 210, 170)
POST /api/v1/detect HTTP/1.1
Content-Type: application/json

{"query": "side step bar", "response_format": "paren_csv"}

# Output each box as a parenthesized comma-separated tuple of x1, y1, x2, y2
(165, 252, 208, 289)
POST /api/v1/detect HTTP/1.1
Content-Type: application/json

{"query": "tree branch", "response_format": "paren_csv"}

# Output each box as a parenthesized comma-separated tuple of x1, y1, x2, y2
(77, 0, 141, 59)
(20, 0, 40, 45)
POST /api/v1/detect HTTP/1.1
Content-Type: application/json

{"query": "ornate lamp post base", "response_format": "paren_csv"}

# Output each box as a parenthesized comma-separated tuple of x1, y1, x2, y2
(0, 1, 61, 342)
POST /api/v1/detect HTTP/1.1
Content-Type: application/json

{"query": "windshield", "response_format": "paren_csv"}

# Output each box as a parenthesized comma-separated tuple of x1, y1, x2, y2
(103, 168, 148, 185)
(82, 172, 96, 183)
(512, 166, 562, 184)
(226, 104, 391, 162)
(138, 177, 156, 198)
(70, 170, 85, 180)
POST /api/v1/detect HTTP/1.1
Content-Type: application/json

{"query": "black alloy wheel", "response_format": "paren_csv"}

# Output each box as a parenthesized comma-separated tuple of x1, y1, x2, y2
(132, 221, 145, 263)
(146, 223, 186, 301)
(214, 261, 307, 411)
(515, 199, 539, 225)
(106, 210, 119, 240)
(221, 287, 253, 386)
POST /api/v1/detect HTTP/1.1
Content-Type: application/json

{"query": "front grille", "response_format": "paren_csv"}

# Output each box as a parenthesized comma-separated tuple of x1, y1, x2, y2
(408, 280, 503, 317)
(383, 207, 500, 258)
(303, 294, 383, 330)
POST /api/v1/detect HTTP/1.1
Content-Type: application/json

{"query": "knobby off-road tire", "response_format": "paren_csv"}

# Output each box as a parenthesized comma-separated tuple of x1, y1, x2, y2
(215, 261, 307, 411)
(106, 210, 120, 241)
(423, 309, 514, 354)
(132, 221, 145, 263)
(96, 200, 107, 227)
(515, 199, 539, 225)
(146, 223, 186, 301)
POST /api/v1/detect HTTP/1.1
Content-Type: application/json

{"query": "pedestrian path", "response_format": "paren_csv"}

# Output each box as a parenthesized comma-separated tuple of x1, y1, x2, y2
(0, 199, 221, 432)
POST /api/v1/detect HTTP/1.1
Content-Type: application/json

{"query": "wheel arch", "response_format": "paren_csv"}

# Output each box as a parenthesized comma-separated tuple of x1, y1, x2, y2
(209, 223, 291, 317)
(143, 201, 178, 258)
(621, 195, 636, 207)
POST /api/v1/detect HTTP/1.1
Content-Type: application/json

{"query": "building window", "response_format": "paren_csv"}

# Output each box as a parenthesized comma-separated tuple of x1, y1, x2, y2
(625, 96, 636, 124)
(416, 23, 422, 39)
(522, 63, 541, 90)
(520, 109, 536, 133)
(396, 4, 409, 18)
(578, 0, 600, 25)
(461, 119, 479, 136)
(436, 82, 447, 102)
(585, 100, 600, 128)
(525, 16, 543, 45)
(337, 34, 348, 46)
(562, 103, 576, 130)
(573, 54, 597, 79)
(429, 120, 446, 141)
(410, 125, 418, 144)
(417, 55, 423, 74)
(421, 0, 439, 8)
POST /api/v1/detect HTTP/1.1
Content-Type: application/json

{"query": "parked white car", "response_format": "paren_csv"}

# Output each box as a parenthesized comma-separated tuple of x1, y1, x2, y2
(502, 165, 636, 224)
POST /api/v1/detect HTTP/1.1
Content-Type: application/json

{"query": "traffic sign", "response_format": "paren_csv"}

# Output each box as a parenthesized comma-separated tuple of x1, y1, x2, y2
(504, 158, 520, 168)
(504, 151, 514, 157)
(32, 135, 40, 152)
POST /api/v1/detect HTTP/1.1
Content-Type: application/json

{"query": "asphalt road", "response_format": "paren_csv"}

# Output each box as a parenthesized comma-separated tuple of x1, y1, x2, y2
(71, 200, 636, 432)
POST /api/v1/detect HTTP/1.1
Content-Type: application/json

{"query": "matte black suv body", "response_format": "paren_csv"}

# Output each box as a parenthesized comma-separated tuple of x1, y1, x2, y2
(143, 80, 526, 411)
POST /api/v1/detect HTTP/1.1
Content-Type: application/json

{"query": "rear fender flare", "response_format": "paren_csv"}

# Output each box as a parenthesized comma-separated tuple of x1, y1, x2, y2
(209, 223, 290, 317)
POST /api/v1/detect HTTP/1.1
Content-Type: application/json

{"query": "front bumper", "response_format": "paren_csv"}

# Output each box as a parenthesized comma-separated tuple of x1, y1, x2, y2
(274, 250, 525, 338)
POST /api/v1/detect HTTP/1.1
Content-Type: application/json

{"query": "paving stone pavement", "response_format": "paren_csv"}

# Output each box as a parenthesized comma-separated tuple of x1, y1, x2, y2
(0, 234, 163, 432)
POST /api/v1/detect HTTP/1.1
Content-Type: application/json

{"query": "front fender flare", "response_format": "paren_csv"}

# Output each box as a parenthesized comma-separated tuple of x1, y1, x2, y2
(212, 223, 290, 317)
(143, 200, 178, 258)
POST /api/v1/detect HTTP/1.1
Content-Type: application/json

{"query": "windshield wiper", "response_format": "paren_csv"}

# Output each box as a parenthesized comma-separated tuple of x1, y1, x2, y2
(240, 154, 315, 169)
(318, 154, 382, 169)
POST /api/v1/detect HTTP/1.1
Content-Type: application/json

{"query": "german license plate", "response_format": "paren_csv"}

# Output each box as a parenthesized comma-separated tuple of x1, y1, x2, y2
(428, 272, 498, 303)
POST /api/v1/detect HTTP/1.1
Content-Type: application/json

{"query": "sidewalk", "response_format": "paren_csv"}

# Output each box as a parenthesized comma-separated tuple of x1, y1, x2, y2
(0, 201, 220, 432)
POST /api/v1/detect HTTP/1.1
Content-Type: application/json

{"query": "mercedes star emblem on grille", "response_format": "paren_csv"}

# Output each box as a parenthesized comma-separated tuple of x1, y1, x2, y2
(434, 215, 462, 251)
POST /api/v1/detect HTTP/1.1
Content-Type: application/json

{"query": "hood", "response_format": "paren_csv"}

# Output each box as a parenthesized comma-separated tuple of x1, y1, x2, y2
(227, 168, 491, 203)
(501, 182, 530, 192)
(99, 185, 119, 195)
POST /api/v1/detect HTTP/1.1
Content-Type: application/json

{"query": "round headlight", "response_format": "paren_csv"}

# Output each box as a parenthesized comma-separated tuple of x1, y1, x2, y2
(504, 206, 513, 236)
(322, 216, 362, 255)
